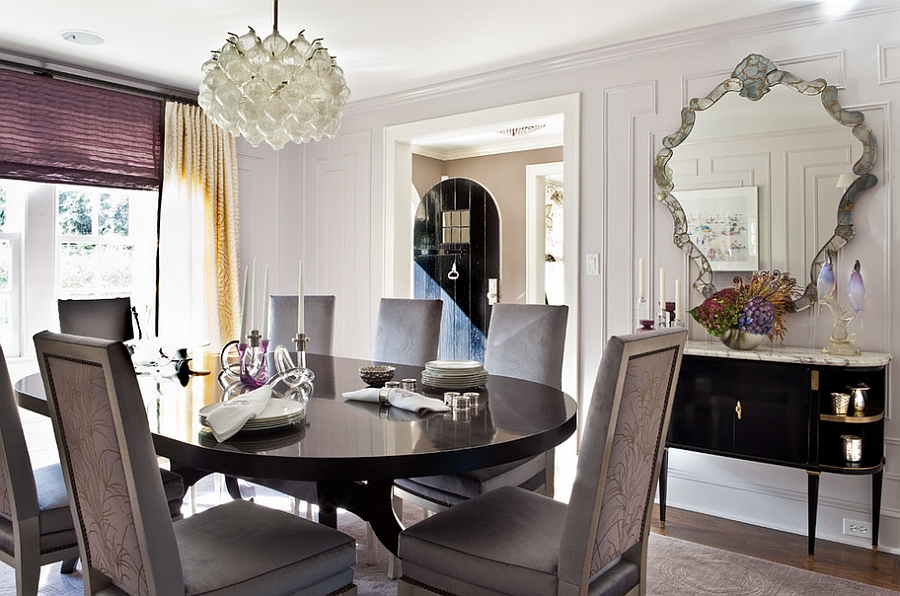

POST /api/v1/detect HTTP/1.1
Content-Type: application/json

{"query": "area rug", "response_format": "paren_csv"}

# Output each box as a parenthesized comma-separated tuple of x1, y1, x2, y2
(645, 534, 897, 596)
(2, 482, 895, 596)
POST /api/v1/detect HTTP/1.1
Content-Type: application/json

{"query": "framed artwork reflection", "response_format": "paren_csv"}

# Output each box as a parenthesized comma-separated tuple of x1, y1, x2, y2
(678, 186, 759, 271)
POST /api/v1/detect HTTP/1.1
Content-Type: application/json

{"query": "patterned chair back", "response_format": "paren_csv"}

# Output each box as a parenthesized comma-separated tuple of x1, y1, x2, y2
(0, 342, 39, 535)
(35, 331, 183, 596)
(559, 328, 686, 594)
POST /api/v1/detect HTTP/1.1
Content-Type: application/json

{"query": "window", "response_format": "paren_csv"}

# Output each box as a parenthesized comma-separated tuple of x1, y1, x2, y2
(0, 179, 157, 357)
(56, 185, 157, 300)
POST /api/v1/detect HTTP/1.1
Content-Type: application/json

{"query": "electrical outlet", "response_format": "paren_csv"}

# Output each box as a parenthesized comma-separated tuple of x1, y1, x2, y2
(843, 518, 870, 537)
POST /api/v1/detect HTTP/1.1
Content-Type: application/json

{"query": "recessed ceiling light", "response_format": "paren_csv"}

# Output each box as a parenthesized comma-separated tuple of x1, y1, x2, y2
(60, 30, 106, 45)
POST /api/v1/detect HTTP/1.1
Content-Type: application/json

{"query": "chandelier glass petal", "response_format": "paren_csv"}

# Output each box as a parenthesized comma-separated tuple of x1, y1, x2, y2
(198, 5, 349, 150)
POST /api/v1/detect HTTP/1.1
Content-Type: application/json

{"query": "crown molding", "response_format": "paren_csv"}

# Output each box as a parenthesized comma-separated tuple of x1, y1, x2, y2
(344, 0, 898, 116)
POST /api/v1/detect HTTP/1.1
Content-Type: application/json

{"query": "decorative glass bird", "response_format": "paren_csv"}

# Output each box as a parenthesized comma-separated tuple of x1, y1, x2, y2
(816, 254, 836, 301)
(848, 260, 865, 320)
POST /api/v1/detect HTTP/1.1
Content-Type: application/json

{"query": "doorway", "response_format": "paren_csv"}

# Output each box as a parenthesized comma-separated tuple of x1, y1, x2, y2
(384, 94, 581, 400)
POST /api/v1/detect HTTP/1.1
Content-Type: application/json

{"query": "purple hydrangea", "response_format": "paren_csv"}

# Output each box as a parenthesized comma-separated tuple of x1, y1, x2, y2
(738, 296, 775, 335)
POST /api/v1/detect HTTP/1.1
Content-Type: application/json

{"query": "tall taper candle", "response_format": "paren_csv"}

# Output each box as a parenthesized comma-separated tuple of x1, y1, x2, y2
(675, 278, 682, 321)
(250, 259, 257, 332)
(240, 265, 249, 342)
(659, 268, 666, 311)
(297, 261, 305, 335)
(638, 258, 645, 299)
(262, 265, 269, 339)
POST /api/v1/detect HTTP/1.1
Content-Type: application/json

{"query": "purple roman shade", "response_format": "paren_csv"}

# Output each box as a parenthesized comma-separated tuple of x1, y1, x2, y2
(0, 67, 163, 190)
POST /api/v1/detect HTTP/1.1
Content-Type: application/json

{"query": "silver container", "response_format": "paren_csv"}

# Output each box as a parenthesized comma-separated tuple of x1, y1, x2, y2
(831, 392, 850, 416)
(849, 384, 868, 416)
(841, 434, 863, 462)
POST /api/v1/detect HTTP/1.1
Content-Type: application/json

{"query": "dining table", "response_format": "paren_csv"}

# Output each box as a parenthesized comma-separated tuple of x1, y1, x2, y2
(15, 350, 577, 555)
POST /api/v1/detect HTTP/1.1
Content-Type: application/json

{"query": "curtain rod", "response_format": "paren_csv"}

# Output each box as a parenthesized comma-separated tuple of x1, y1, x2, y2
(0, 58, 198, 106)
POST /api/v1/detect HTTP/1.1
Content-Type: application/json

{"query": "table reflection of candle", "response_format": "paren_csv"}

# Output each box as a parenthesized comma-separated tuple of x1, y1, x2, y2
(659, 268, 666, 311)
(240, 265, 249, 342)
(675, 278, 682, 321)
(262, 266, 269, 339)
(638, 258, 645, 299)
(297, 261, 305, 335)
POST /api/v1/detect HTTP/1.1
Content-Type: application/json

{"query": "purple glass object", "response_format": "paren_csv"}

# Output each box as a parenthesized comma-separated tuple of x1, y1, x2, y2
(237, 340, 269, 388)
(637, 319, 655, 332)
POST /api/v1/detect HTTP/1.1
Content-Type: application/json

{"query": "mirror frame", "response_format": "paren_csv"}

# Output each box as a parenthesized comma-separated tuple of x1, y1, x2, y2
(654, 54, 878, 311)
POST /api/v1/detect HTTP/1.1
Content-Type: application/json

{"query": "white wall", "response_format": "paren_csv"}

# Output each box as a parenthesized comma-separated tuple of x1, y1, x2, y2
(237, 1, 900, 552)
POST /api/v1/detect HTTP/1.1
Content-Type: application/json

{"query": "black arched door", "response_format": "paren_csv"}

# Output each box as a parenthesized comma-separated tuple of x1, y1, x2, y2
(413, 178, 500, 362)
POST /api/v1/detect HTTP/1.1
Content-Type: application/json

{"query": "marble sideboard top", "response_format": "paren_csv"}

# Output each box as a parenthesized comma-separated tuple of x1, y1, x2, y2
(685, 339, 891, 367)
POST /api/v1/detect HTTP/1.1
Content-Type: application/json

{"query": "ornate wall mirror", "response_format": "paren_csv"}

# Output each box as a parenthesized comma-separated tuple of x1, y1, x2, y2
(654, 54, 878, 311)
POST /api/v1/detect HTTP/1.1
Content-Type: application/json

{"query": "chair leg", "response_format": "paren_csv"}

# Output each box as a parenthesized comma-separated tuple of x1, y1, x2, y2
(60, 557, 79, 574)
(365, 522, 378, 565)
(17, 563, 40, 596)
(388, 555, 401, 580)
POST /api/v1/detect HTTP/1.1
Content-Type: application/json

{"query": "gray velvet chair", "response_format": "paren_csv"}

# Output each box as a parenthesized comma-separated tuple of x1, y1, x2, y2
(393, 303, 568, 513)
(0, 343, 80, 596)
(58, 299, 186, 518)
(397, 328, 687, 596)
(373, 298, 443, 367)
(57, 297, 135, 341)
(34, 331, 358, 596)
(268, 294, 336, 354)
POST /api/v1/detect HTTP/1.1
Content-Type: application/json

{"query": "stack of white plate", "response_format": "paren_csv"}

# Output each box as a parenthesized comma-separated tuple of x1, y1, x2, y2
(421, 360, 488, 389)
(199, 398, 306, 434)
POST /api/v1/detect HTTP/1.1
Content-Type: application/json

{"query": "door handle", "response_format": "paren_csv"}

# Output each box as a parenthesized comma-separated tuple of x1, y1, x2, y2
(735, 400, 742, 420)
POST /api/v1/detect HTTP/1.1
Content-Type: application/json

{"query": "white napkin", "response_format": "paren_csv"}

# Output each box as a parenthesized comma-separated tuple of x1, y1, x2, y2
(343, 388, 450, 414)
(206, 385, 273, 442)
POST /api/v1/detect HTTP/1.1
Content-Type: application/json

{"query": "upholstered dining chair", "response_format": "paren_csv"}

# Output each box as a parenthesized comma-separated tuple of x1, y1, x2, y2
(0, 343, 80, 596)
(57, 297, 135, 341)
(34, 331, 358, 596)
(242, 297, 443, 568)
(393, 303, 569, 514)
(58, 298, 186, 518)
(397, 327, 687, 596)
(268, 294, 336, 354)
(373, 298, 443, 367)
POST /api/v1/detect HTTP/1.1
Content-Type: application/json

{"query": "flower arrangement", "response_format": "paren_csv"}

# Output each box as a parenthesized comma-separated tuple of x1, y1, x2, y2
(690, 271, 801, 342)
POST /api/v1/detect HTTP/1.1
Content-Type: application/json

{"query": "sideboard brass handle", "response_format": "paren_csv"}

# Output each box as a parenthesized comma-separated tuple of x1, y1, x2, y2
(735, 400, 742, 420)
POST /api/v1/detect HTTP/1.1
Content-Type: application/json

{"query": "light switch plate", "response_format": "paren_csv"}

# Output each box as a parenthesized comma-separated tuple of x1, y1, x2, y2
(586, 253, 599, 276)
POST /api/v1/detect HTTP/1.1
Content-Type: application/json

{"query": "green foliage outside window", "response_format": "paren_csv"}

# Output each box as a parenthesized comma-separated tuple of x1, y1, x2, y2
(58, 190, 92, 235)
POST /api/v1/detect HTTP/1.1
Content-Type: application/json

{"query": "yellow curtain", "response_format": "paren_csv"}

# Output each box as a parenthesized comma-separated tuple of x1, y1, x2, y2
(159, 103, 240, 347)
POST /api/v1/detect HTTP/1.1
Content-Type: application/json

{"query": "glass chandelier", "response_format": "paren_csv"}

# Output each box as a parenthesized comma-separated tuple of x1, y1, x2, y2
(198, 0, 350, 150)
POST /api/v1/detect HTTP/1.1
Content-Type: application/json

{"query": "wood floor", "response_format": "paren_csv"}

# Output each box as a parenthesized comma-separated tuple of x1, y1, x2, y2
(653, 506, 900, 591)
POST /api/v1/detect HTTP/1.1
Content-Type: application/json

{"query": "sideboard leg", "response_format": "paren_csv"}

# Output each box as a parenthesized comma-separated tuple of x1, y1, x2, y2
(659, 448, 668, 528)
(807, 471, 820, 560)
(872, 467, 883, 551)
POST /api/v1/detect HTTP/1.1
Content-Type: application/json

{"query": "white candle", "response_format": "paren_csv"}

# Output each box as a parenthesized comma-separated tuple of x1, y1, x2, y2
(240, 265, 249, 342)
(250, 259, 257, 331)
(675, 278, 682, 321)
(659, 268, 666, 311)
(262, 265, 269, 339)
(297, 261, 305, 335)
(638, 258, 645, 299)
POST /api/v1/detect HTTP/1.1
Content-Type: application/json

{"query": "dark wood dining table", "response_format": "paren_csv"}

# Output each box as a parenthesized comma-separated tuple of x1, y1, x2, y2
(15, 351, 577, 555)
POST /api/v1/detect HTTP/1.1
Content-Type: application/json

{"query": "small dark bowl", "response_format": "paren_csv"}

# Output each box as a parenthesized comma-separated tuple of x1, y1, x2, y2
(359, 365, 396, 388)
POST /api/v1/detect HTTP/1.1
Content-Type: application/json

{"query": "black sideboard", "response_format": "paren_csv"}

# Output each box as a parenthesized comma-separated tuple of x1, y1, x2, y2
(659, 340, 890, 557)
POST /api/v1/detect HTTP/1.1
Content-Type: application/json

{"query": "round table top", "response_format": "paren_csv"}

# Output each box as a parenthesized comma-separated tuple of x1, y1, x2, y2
(16, 352, 577, 482)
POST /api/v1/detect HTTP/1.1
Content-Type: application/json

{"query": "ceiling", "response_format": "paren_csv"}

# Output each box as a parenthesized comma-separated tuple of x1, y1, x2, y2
(1, 0, 848, 153)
